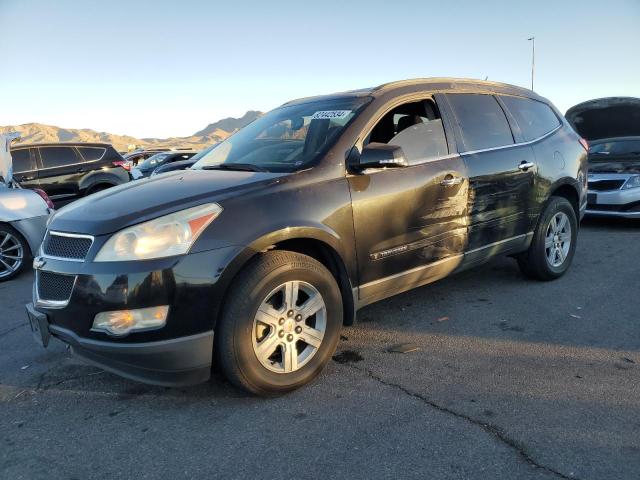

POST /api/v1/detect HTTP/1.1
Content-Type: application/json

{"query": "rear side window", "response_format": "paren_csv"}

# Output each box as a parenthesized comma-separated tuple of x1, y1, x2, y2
(11, 149, 35, 172)
(501, 96, 560, 141)
(39, 146, 79, 168)
(78, 147, 106, 161)
(447, 94, 514, 151)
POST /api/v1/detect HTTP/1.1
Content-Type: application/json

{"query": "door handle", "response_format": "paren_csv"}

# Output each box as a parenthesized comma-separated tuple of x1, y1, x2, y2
(440, 174, 464, 187)
(18, 175, 35, 181)
(518, 161, 535, 171)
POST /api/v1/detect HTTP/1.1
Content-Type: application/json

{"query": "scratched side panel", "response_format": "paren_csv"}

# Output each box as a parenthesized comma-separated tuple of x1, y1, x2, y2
(349, 155, 469, 288)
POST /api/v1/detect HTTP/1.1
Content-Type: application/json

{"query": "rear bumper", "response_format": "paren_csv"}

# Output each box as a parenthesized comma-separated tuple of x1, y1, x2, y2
(50, 324, 213, 387)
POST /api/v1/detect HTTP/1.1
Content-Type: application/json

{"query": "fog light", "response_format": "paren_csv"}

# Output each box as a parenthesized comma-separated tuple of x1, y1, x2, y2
(92, 306, 169, 336)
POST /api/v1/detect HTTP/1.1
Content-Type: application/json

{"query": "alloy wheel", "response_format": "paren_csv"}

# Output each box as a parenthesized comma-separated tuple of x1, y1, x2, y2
(252, 280, 327, 373)
(0, 232, 24, 279)
(544, 212, 571, 268)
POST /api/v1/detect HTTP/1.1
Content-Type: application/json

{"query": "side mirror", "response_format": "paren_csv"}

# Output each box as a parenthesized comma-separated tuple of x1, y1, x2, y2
(353, 143, 408, 171)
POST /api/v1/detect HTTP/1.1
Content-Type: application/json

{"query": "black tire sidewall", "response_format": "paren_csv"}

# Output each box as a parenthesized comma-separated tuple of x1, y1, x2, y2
(533, 197, 578, 278)
(221, 254, 342, 394)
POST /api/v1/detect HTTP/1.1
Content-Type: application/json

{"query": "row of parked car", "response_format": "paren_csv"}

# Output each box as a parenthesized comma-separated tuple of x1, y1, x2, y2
(7, 144, 212, 207)
(13, 79, 639, 397)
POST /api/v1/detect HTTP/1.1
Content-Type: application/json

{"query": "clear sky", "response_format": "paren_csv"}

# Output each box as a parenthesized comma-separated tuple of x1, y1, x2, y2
(1, 0, 638, 138)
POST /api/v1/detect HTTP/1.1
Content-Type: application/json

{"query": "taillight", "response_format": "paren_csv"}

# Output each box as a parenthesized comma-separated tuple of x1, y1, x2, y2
(579, 138, 589, 152)
(33, 188, 55, 209)
(113, 160, 130, 171)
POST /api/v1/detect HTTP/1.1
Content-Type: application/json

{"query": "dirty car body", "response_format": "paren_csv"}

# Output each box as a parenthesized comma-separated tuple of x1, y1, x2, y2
(27, 79, 587, 391)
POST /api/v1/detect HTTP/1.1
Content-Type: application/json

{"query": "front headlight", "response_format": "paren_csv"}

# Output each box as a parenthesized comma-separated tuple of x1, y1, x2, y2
(622, 175, 640, 190)
(94, 203, 222, 262)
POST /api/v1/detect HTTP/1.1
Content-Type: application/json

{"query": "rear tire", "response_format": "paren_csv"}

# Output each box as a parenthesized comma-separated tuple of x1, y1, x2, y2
(0, 224, 30, 282)
(517, 196, 577, 281)
(215, 251, 343, 396)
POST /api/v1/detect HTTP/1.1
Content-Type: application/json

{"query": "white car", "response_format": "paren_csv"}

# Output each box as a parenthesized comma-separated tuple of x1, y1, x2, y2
(0, 133, 53, 281)
(566, 97, 640, 218)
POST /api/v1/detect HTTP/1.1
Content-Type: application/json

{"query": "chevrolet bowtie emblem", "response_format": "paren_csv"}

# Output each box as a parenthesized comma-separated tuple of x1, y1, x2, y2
(33, 257, 46, 270)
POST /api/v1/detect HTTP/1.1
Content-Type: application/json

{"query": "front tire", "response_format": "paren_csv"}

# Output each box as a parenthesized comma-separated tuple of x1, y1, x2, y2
(0, 224, 29, 282)
(215, 251, 343, 396)
(517, 196, 577, 281)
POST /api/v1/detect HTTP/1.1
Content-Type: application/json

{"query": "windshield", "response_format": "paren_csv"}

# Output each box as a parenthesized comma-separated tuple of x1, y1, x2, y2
(139, 152, 171, 168)
(192, 97, 371, 173)
(590, 139, 640, 156)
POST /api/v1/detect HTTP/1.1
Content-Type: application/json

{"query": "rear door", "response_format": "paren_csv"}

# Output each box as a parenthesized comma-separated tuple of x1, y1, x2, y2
(36, 146, 84, 202)
(444, 93, 536, 257)
(349, 96, 469, 304)
(11, 148, 40, 189)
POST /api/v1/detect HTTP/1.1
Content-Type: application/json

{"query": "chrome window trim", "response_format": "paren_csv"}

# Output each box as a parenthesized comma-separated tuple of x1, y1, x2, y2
(459, 124, 561, 156)
(35, 145, 107, 171)
(43, 230, 95, 262)
(34, 270, 78, 309)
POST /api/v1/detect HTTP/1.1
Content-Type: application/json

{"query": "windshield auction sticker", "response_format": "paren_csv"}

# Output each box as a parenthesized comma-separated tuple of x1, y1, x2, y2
(311, 110, 352, 120)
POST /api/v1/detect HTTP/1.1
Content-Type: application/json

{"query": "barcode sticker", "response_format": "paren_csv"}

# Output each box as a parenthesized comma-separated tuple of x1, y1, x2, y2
(310, 110, 352, 120)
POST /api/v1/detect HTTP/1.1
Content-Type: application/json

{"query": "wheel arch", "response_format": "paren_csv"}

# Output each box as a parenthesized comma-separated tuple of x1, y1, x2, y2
(216, 226, 357, 327)
(548, 179, 580, 219)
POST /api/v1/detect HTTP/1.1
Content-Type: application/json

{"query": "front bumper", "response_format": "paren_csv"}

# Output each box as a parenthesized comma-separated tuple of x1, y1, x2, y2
(30, 245, 244, 386)
(586, 187, 640, 218)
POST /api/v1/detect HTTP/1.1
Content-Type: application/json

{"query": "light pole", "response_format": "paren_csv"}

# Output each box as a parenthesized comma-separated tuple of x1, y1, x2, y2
(528, 36, 535, 91)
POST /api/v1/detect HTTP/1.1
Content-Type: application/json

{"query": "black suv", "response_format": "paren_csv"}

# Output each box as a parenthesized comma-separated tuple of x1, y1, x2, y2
(26, 79, 587, 395)
(11, 143, 130, 205)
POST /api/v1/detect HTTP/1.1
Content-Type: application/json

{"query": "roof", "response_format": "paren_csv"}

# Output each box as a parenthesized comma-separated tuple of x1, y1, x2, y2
(11, 142, 113, 149)
(282, 77, 544, 106)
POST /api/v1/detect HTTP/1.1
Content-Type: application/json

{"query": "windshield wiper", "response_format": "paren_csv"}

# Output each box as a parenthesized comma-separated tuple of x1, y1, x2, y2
(201, 163, 267, 172)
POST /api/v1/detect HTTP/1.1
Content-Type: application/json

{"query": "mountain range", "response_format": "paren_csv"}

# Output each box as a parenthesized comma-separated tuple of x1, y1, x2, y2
(0, 111, 262, 152)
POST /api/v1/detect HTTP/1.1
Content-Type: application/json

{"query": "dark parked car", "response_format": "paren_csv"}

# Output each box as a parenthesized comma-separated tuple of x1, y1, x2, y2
(150, 144, 217, 176)
(123, 149, 171, 169)
(10, 143, 130, 205)
(566, 97, 640, 218)
(130, 151, 198, 179)
(27, 78, 587, 395)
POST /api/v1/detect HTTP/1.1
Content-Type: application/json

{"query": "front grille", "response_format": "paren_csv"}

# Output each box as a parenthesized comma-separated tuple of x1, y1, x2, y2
(588, 179, 625, 191)
(43, 232, 93, 260)
(37, 271, 76, 303)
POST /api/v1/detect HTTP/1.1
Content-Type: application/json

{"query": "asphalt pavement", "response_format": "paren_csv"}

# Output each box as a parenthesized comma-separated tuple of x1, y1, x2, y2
(1, 217, 638, 480)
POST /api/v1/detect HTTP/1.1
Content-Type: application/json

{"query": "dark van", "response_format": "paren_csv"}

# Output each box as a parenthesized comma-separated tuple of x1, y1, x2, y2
(11, 142, 130, 205)
(26, 78, 588, 395)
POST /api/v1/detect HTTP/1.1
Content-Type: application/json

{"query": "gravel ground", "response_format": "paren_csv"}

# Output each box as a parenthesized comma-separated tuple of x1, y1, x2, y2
(0, 217, 638, 480)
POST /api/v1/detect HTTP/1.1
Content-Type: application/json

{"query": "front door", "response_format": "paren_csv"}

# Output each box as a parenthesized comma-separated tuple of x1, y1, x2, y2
(11, 148, 40, 189)
(348, 97, 468, 304)
(444, 93, 535, 254)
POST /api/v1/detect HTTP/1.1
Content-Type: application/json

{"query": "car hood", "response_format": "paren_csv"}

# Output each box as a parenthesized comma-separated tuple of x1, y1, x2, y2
(565, 97, 640, 141)
(49, 169, 288, 235)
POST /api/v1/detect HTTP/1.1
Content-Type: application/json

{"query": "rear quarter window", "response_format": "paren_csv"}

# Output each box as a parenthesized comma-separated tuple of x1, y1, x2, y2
(78, 147, 107, 161)
(500, 96, 560, 142)
(447, 93, 514, 151)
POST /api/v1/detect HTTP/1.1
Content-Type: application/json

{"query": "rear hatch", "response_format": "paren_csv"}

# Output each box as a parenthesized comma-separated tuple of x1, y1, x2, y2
(566, 97, 640, 174)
